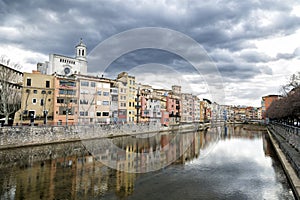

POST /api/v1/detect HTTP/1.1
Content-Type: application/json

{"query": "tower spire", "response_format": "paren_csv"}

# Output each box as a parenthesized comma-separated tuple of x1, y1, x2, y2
(75, 38, 87, 61)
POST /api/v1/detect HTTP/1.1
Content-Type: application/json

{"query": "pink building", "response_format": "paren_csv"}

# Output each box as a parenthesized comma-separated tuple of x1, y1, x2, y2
(161, 110, 169, 126)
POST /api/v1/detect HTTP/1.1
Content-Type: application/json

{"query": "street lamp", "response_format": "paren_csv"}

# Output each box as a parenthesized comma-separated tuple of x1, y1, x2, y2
(135, 86, 141, 124)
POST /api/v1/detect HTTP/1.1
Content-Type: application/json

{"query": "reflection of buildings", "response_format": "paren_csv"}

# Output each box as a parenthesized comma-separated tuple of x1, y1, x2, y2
(1, 125, 269, 199)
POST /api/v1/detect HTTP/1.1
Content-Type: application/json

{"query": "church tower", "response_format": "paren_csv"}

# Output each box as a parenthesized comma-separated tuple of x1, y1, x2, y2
(75, 38, 87, 61)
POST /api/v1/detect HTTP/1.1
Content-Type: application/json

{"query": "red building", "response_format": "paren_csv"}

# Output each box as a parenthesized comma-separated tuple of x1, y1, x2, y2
(261, 95, 282, 119)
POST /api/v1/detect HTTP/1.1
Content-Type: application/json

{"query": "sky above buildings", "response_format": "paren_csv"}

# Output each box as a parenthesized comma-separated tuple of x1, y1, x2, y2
(1, 0, 300, 107)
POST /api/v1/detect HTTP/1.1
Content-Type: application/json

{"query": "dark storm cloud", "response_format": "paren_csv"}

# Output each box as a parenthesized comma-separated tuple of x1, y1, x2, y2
(239, 51, 273, 63)
(1, 0, 300, 105)
(2, 0, 299, 56)
(218, 63, 262, 80)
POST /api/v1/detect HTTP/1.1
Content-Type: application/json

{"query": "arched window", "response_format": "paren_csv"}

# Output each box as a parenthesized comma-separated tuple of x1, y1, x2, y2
(82, 49, 84, 56)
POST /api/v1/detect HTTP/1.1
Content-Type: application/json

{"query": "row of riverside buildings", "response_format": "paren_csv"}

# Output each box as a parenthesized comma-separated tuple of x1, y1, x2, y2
(11, 39, 265, 126)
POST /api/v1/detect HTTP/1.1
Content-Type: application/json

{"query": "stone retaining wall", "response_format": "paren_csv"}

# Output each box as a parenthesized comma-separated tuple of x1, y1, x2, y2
(0, 122, 205, 149)
(0, 123, 161, 149)
(268, 123, 300, 178)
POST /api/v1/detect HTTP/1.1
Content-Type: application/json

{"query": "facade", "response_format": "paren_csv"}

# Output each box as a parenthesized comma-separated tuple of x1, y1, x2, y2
(110, 81, 119, 123)
(0, 63, 23, 125)
(193, 96, 201, 122)
(200, 99, 211, 123)
(37, 39, 87, 76)
(14, 71, 54, 125)
(77, 75, 111, 124)
(139, 85, 153, 122)
(148, 98, 161, 123)
(53, 75, 78, 125)
(117, 72, 136, 123)
(181, 93, 194, 123)
(261, 95, 282, 119)
(117, 79, 127, 123)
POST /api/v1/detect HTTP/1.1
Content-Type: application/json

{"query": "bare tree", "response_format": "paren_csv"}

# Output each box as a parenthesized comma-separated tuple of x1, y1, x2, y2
(0, 55, 22, 125)
(281, 72, 300, 96)
(79, 89, 96, 124)
(268, 77, 300, 126)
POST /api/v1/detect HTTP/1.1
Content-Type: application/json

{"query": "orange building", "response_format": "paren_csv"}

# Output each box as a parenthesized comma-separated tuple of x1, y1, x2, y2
(261, 95, 282, 119)
(53, 75, 78, 125)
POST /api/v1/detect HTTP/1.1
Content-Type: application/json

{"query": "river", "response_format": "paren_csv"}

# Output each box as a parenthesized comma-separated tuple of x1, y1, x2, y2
(0, 124, 295, 199)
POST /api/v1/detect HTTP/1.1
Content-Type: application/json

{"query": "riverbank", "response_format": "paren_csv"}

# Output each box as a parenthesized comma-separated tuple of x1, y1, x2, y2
(267, 128, 300, 200)
(0, 122, 210, 150)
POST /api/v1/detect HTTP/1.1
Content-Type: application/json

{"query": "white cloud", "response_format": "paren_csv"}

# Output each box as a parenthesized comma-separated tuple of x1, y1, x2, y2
(254, 30, 300, 57)
(0, 45, 47, 72)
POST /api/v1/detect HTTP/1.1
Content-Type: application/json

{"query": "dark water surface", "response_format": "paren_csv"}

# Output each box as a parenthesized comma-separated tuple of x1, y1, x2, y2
(0, 125, 295, 199)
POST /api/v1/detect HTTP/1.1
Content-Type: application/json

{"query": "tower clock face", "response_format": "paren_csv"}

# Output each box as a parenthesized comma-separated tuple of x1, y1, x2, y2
(64, 67, 71, 75)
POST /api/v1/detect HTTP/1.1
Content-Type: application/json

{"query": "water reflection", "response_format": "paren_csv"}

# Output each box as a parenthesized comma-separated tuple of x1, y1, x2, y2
(0, 125, 294, 200)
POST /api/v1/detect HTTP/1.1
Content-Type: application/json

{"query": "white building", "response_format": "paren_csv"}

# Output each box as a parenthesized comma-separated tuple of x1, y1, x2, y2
(37, 39, 87, 76)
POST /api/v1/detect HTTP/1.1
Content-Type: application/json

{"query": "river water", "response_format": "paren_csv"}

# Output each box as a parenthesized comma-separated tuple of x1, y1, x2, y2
(0, 125, 295, 200)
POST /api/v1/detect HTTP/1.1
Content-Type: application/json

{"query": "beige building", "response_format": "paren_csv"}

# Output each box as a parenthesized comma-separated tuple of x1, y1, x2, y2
(14, 71, 54, 125)
(117, 72, 136, 123)
(75, 74, 111, 124)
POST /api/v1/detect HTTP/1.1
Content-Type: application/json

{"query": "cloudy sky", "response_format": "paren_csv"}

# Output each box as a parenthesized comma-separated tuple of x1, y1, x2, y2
(1, 0, 300, 106)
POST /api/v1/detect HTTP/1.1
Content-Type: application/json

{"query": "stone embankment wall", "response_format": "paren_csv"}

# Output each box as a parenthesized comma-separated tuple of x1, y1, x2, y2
(0, 122, 205, 149)
(0, 123, 161, 149)
(268, 123, 300, 178)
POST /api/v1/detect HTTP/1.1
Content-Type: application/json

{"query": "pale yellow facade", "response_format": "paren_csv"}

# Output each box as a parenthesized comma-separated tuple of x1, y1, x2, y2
(14, 71, 55, 125)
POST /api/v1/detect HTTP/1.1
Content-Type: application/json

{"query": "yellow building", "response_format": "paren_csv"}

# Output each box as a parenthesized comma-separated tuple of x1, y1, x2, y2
(14, 71, 55, 125)
(117, 72, 136, 123)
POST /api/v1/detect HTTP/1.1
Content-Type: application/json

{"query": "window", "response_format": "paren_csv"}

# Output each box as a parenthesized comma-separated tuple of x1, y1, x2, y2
(46, 81, 50, 88)
(129, 102, 131, 107)
(97, 91, 101, 95)
(96, 112, 101, 116)
(28, 110, 35, 118)
(33, 90, 37, 94)
(69, 99, 77, 104)
(103, 112, 109, 116)
(81, 81, 89, 87)
(57, 98, 64, 103)
(80, 89, 89, 94)
(120, 102, 126, 107)
(103, 92, 109, 96)
(111, 89, 118, 93)
(40, 99, 44, 106)
(32, 98, 37, 104)
(102, 101, 109, 105)
(59, 89, 76, 96)
(80, 99, 88, 104)
(112, 95, 118, 101)
(26, 78, 31, 86)
(59, 80, 76, 87)
(91, 82, 96, 87)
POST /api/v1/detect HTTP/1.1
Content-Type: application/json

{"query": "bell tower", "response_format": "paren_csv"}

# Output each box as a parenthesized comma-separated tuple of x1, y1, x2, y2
(75, 38, 87, 61)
